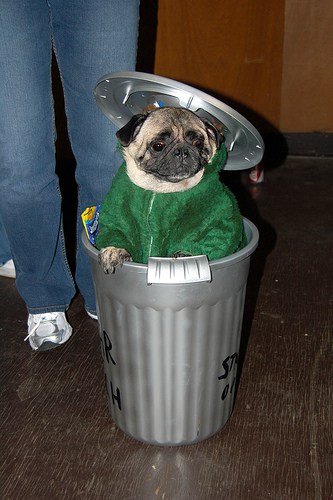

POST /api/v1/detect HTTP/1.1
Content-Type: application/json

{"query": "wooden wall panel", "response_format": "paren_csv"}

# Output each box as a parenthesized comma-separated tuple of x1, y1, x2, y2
(154, 0, 333, 133)
(154, 0, 285, 132)
(280, 0, 333, 132)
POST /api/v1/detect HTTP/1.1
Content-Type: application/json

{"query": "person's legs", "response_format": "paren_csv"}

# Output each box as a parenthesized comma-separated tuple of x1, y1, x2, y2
(0, 215, 15, 278)
(0, 216, 12, 265)
(51, 0, 140, 314)
(0, 2, 76, 312)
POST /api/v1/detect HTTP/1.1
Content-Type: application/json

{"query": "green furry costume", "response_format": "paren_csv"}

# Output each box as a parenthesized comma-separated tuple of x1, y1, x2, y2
(95, 144, 246, 263)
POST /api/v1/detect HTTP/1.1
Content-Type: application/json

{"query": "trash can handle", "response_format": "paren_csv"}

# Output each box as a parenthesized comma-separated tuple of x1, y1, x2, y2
(147, 255, 212, 284)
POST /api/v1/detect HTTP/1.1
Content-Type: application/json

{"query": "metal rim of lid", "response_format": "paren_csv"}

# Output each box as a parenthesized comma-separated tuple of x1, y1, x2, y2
(94, 71, 264, 171)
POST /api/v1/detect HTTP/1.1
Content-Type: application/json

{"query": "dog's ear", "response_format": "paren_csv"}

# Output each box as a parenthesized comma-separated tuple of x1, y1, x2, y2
(116, 114, 147, 146)
(203, 120, 224, 150)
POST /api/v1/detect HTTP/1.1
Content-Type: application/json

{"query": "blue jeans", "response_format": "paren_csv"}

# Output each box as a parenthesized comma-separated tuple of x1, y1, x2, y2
(0, 216, 12, 265)
(0, 0, 140, 314)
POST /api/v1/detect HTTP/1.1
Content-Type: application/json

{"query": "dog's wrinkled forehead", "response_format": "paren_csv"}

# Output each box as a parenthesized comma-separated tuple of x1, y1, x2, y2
(116, 107, 212, 149)
(140, 108, 205, 139)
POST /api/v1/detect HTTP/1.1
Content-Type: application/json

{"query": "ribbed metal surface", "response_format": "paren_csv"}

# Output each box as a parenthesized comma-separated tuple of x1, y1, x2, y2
(101, 293, 245, 445)
(147, 255, 211, 284)
(84, 218, 259, 445)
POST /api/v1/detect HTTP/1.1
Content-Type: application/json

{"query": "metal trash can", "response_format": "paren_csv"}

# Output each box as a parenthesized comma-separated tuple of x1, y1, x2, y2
(82, 217, 259, 446)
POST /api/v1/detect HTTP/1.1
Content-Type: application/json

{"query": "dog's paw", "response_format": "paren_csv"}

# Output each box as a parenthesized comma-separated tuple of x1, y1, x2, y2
(98, 246, 132, 274)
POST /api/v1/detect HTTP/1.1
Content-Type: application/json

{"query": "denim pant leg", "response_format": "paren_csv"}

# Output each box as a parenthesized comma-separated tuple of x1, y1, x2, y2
(0, 216, 12, 265)
(50, 0, 140, 314)
(0, 2, 76, 312)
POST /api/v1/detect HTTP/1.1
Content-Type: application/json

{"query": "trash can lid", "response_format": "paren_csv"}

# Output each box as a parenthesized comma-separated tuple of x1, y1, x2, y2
(94, 71, 264, 171)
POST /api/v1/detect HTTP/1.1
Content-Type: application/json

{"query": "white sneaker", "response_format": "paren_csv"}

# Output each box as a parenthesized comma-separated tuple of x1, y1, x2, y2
(26, 312, 73, 351)
(0, 259, 16, 278)
(86, 309, 98, 321)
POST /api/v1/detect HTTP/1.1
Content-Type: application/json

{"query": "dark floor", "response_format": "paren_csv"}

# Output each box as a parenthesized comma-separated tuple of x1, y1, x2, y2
(0, 157, 332, 500)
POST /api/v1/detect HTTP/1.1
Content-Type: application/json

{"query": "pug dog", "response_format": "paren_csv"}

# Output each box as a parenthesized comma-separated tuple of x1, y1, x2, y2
(95, 107, 246, 273)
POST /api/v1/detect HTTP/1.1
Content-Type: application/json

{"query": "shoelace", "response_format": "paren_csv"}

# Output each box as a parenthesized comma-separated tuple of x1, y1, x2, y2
(24, 313, 59, 342)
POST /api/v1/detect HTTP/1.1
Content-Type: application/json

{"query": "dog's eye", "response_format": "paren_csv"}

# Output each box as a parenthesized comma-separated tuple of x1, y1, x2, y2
(193, 138, 204, 149)
(151, 141, 166, 152)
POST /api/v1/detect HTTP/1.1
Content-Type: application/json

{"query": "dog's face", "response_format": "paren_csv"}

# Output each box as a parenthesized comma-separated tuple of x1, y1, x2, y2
(116, 107, 223, 193)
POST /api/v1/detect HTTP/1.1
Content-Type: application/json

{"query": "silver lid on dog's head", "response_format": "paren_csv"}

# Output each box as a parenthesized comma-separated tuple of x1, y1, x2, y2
(94, 71, 264, 171)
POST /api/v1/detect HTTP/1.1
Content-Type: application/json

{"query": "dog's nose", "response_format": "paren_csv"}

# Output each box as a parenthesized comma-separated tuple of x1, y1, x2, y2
(174, 147, 189, 159)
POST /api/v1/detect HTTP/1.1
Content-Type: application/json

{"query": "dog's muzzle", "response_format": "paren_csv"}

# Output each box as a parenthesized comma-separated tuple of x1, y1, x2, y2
(174, 147, 189, 160)
(143, 141, 208, 182)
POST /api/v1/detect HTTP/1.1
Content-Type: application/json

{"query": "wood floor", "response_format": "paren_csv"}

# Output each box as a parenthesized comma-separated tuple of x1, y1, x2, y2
(0, 157, 332, 499)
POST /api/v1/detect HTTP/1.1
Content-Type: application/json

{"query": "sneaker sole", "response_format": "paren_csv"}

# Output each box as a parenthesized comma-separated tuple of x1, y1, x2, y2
(29, 327, 73, 351)
(0, 269, 16, 278)
(31, 340, 63, 352)
(86, 309, 98, 321)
